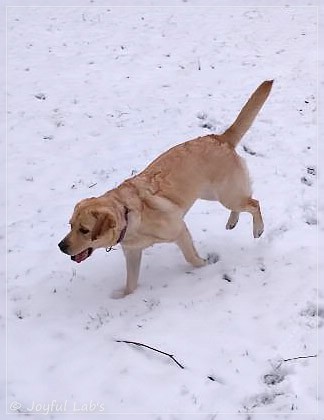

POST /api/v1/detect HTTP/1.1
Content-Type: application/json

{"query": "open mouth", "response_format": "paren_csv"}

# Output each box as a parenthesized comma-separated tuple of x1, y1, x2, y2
(71, 248, 93, 263)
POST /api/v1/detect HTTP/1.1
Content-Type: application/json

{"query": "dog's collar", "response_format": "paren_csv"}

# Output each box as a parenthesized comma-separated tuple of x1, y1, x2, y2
(116, 207, 129, 244)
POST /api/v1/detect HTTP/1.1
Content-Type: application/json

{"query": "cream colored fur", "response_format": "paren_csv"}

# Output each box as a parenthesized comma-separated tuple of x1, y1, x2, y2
(59, 80, 273, 297)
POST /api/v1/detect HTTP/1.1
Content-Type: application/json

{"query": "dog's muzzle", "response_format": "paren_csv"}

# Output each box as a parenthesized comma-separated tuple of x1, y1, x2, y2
(58, 239, 93, 263)
(71, 248, 93, 263)
(58, 240, 69, 254)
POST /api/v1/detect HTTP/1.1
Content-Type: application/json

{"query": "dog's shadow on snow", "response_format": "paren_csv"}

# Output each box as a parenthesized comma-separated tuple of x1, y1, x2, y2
(49, 226, 294, 316)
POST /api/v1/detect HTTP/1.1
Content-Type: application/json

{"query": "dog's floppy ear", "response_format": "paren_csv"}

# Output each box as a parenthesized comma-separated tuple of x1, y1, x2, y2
(91, 210, 116, 241)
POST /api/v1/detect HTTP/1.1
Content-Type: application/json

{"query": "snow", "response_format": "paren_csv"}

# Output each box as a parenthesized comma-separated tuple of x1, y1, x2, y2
(2, 1, 323, 419)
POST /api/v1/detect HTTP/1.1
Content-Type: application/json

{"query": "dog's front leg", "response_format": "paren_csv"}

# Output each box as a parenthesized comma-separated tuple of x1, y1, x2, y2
(111, 247, 142, 299)
(176, 223, 206, 268)
(122, 246, 142, 295)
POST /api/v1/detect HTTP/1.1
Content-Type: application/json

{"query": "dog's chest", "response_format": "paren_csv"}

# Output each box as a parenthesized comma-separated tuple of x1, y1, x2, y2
(121, 232, 159, 248)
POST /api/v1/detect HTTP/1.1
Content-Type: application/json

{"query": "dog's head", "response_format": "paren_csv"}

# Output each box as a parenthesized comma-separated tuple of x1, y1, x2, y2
(58, 198, 120, 263)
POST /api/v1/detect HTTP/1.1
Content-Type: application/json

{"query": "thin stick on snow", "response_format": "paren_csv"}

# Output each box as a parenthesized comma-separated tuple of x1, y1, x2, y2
(116, 340, 185, 369)
(283, 354, 317, 362)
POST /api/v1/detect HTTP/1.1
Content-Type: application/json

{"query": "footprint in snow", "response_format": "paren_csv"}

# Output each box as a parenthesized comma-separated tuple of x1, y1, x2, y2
(300, 302, 324, 328)
(300, 302, 324, 318)
(222, 273, 232, 282)
(301, 176, 312, 186)
(243, 390, 283, 411)
(35, 92, 46, 100)
(206, 252, 220, 264)
(263, 371, 285, 386)
(196, 112, 217, 131)
(307, 166, 316, 176)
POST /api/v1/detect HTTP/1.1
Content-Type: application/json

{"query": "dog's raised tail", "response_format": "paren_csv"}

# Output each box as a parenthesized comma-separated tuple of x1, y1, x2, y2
(222, 80, 274, 148)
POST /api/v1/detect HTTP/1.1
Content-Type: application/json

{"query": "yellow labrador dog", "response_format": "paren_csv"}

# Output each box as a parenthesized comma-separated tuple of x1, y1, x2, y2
(59, 80, 273, 296)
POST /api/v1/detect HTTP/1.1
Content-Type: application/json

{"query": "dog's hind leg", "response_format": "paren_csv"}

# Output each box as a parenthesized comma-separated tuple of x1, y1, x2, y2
(176, 223, 206, 267)
(222, 197, 263, 238)
(243, 198, 264, 238)
(226, 211, 240, 230)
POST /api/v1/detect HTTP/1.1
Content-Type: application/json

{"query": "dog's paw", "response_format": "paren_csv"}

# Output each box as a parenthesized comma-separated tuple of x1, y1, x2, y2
(110, 289, 125, 299)
(110, 288, 133, 299)
(206, 252, 220, 264)
(254, 226, 264, 238)
(226, 220, 238, 230)
(191, 257, 207, 268)
(226, 211, 239, 230)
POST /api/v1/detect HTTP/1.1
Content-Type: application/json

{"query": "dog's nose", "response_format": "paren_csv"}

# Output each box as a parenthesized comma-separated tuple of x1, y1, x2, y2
(58, 240, 69, 254)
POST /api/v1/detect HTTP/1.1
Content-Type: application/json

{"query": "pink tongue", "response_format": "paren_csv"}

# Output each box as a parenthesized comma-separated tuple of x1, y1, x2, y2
(74, 250, 89, 263)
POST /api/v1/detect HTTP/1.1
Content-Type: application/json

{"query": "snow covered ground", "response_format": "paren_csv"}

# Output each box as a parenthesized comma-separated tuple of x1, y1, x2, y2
(3, 1, 322, 419)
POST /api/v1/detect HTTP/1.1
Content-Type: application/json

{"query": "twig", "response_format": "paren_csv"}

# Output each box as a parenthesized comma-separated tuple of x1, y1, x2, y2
(88, 183, 97, 188)
(116, 340, 185, 369)
(283, 355, 317, 362)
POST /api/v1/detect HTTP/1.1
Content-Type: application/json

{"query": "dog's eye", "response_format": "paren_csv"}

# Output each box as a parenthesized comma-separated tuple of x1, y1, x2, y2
(79, 227, 89, 235)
